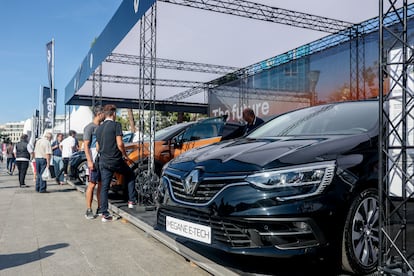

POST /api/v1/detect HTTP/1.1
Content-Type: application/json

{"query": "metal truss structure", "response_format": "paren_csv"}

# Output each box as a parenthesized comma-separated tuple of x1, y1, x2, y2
(100, 54, 239, 103)
(87, 74, 210, 88)
(105, 53, 239, 74)
(159, 0, 353, 33)
(379, 0, 414, 274)
(162, 0, 354, 103)
(349, 25, 366, 100)
(136, 3, 157, 207)
(91, 65, 103, 108)
(167, 3, 414, 104)
(164, 86, 206, 101)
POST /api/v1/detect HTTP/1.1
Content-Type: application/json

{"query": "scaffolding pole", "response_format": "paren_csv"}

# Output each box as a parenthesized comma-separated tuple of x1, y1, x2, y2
(379, 0, 414, 275)
(136, 3, 158, 208)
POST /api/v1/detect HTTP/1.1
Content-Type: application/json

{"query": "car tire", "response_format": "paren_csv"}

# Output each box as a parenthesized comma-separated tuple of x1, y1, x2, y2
(77, 160, 89, 185)
(133, 162, 159, 206)
(341, 188, 380, 275)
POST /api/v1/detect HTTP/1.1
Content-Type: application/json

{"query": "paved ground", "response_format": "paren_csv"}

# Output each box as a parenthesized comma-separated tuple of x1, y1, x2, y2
(0, 162, 210, 276)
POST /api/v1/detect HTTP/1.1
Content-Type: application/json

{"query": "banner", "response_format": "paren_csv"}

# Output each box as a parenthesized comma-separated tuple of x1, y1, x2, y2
(42, 87, 57, 130)
(209, 88, 309, 122)
(34, 110, 40, 140)
(46, 40, 53, 90)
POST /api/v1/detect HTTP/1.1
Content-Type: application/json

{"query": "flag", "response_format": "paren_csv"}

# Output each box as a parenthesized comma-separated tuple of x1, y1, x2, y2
(35, 109, 40, 139)
(46, 40, 53, 89)
(42, 87, 57, 130)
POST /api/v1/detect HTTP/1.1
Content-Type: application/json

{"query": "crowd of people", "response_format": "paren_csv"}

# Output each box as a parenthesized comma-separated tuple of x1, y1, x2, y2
(2, 104, 139, 222)
(3, 106, 264, 222)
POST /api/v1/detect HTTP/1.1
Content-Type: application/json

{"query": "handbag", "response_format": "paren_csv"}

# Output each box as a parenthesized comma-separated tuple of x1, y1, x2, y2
(41, 167, 53, 181)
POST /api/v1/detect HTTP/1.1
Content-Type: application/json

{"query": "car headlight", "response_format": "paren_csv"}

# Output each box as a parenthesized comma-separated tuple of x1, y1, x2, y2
(245, 161, 336, 200)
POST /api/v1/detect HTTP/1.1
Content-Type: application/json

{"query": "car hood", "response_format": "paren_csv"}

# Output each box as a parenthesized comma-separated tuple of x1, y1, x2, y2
(169, 133, 374, 173)
(71, 150, 85, 159)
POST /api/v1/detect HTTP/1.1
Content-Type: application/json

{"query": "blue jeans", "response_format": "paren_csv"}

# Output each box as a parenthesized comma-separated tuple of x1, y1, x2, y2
(99, 160, 137, 216)
(35, 158, 47, 192)
(53, 156, 64, 182)
(6, 157, 15, 173)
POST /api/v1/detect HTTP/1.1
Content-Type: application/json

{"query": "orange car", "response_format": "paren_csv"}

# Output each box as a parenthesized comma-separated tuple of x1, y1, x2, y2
(112, 116, 245, 199)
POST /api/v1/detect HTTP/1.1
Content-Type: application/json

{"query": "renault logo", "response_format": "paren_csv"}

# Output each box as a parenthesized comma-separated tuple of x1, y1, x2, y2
(184, 169, 200, 195)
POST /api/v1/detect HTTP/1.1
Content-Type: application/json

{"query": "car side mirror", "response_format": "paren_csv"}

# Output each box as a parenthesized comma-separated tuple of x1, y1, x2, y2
(171, 137, 182, 149)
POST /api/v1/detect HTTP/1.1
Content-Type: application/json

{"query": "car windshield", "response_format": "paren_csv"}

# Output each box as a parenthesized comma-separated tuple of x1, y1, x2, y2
(89, 132, 137, 148)
(248, 101, 379, 138)
(154, 123, 193, 141)
(123, 133, 134, 143)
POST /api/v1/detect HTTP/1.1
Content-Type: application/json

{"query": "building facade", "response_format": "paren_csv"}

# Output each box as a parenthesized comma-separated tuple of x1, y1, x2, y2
(2, 121, 25, 143)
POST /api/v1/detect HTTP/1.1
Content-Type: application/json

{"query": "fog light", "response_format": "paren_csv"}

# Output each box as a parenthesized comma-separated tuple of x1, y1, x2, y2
(293, 221, 311, 231)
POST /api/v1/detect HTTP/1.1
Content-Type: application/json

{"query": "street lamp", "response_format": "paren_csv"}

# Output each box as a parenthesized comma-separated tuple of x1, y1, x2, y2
(308, 70, 320, 106)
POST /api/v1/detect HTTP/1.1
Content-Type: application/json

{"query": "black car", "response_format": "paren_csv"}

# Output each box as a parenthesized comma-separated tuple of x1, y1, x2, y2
(156, 100, 380, 275)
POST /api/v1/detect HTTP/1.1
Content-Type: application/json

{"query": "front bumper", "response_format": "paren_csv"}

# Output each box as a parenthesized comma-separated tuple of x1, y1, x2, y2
(156, 183, 348, 257)
(157, 205, 335, 257)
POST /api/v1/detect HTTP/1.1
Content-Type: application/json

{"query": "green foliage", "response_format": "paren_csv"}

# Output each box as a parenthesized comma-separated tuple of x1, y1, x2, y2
(117, 109, 207, 135)
(116, 116, 129, 131)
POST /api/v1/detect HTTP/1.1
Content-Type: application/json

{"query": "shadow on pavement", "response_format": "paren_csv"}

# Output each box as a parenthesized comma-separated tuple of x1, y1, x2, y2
(0, 243, 69, 270)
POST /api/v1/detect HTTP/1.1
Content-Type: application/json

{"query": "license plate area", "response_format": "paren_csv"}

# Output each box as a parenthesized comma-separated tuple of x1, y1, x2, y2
(166, 216, 211, 244)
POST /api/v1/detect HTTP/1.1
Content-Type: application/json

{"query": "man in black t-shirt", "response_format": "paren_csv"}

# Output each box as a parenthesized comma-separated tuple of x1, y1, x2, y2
(95, 104, 137, 222)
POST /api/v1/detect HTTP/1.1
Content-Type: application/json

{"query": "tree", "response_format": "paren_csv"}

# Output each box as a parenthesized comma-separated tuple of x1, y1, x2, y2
(116, 116, 129, 131)
(127, 109, 136, 133)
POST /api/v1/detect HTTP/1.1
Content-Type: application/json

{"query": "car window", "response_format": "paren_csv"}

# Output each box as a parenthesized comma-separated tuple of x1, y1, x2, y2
(154, 123, 193, 141)
(181, 120, 222, 142)
(123, 133, 133, 143)
(89, 132, 130, 148)
(248, 101, 379, 138)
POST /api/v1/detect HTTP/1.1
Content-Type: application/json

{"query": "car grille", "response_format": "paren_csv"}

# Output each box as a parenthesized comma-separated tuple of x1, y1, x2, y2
(158, 208, 322, 250)
(157, 208, 252, 248)
(165, 172, 246, 204)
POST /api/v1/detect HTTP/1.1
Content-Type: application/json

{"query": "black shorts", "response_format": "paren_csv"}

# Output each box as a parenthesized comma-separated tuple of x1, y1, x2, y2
(89, 168, 101, 183)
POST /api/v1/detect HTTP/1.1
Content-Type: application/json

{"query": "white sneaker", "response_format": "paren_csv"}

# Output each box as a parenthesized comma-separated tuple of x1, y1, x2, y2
(128, 201, 136, 209)
(101, 214, 113, 222)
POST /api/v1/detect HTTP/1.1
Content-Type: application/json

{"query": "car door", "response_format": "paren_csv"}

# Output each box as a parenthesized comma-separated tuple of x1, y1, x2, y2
(173, 117, 224, 156)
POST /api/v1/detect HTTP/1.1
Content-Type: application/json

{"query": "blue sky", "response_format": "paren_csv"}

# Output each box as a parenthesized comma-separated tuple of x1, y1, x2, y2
(0, 1, 122, 124)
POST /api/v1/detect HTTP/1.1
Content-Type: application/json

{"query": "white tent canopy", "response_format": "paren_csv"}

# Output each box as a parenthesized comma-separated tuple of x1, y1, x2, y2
(65, 0, 378, 108)
(54, 106, 93, 135)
